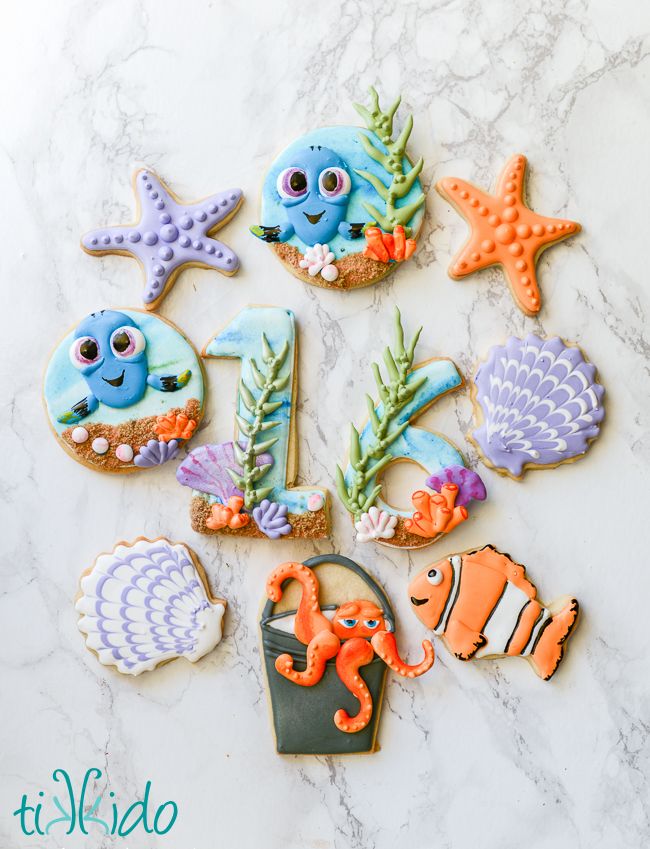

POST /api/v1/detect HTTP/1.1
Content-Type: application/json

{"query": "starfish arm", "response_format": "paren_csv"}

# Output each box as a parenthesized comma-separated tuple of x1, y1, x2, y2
(500, 246, 541, 314)
(81, 225, 139, 256)
(447, 233, 497, 279)
(189, 189, 243, 234)
(437, 176, 496, 216)
(494, 154, 528, 201)
(134, 168, 173, 210)
(193, 236, 240, 274)
(526, 212, 581, 249)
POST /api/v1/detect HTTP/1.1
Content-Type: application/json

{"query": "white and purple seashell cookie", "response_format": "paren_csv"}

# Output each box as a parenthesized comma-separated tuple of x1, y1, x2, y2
(76, 538, 226, 676)
(472, 334, 605, 478)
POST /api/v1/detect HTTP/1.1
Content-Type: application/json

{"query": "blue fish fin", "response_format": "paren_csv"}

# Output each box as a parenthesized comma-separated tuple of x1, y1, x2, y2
(250, 223, 293, 243)
(338, 221, 366, 240)
(57, 394, 98, 424)
(148, 370, 191, 393)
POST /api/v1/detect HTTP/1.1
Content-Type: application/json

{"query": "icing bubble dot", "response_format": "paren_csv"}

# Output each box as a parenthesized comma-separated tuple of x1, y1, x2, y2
(308, 493, 324, 511)
(153, 264, 165, 277)
(90, 237, 98, 245)
(505, 181, 515, 191)
(159, 246, 173, 260)
(450, 182, 458, 191)
(471, 251, 480, 261)
(179, 215, 193, 230)
(216, 250, 223, 258)
(517, 224, 531, 238)
(145, 182, 152, 190)
(226, 257, 233, 264)
(196, 211, 207, 222)
(142, 174, 148, 181)
(478, 206, 488, 216)
(469, 198, 479, 207)
(503, 194, 515, 206)
(532, 224, 544, 236)
(143, 231, 158, 246)
(116, 444, 134, 463)
(206, 244, 215, 254)
(230, 193, 237, 201)
(115, 234, 123, 244)
(546, 224, 556, 233)
(508, 242, 523, 256)
(71, 426, 89, 444)
(515, 259, 527, 271)
(488, 214, 500, 227)
(521, 276, 530, 285)
(91, 437, 109, 455)
(128, 231, 141, 243)
(495, 223, 516, 244)
(101, 235, 110, 245)
(221, 199, 228, 206)
(150, 191, 158, 200)
(193, 240, 202, 250)
(160, 213, 171, 224)
(502, 207, 518, 222)
(160, 224, 178, 242)
(179, 235, 191, 247)
(460, 190, 469, 199)
(155, 200, 165, 210)
(208, 203, 218, 213)
(481, 239, 495, 253)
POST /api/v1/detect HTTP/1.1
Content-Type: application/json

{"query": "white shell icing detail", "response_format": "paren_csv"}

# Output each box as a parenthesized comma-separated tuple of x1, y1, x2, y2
(299, 243, 339, 281)
(91, 437, 109, 455)
(115, 443, 134, 462)
(76, 539, 226, 676)
(71, 426, 89, 444)
(355, 506, 398, 543)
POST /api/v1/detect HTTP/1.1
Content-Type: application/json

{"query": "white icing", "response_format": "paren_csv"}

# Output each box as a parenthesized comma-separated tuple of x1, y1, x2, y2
(474, 581, 531, 658)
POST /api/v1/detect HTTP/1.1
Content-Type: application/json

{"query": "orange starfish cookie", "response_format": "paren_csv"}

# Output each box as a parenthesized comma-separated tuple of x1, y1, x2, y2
(436, 154, 580, 315)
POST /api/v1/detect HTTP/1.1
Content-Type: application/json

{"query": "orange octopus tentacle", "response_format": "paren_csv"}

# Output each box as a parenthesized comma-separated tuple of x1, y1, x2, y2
(333, 637, 375, 734)
(371, 631, 435, 678)
(275, 630, 340, 686)
(266, 561, 332, 645)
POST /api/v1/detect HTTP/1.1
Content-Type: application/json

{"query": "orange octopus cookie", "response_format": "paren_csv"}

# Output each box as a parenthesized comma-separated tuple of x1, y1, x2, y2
(436, 154, 581, 315)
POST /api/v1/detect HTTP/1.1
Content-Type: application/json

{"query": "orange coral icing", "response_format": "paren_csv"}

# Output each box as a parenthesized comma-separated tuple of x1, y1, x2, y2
(436, 154, 580, 315)
(154, 411, 197, 442)
(404, 483, 468, 538)
(363, 225, 417, 263)
(206, 496, 249, 530)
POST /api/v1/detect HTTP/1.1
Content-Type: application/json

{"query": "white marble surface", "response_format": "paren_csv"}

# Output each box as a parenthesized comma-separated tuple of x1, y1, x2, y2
(1, 1, 650, 846)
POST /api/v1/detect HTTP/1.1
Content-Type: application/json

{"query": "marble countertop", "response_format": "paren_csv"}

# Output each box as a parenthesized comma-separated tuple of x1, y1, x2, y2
(2, 1, 650, 847)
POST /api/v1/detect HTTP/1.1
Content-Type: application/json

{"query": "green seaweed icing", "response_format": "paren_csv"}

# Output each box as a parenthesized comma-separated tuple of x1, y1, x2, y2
(228, 334, 290, 510)
(335, 308, 426, 522)
(353, 87, 426, 235)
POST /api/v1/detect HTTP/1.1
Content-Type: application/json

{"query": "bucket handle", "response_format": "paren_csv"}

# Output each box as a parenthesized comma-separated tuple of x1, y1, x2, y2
(261, 553, 395, 631)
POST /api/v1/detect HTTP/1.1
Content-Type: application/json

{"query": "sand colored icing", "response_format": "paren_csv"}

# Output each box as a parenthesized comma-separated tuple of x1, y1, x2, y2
(190, 494, 329, 539)
(273, 244, 392, 289)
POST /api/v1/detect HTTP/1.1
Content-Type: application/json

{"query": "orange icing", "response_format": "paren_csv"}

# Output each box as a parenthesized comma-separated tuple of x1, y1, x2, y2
(333, 637, 375, 733)
(436, 154, 580, 315)
(154, 411, 197, 442)
(404, 483, 468, 538)
(275, 631, 340, 686)
(363, 225, 417, 263)
(371, 631, 434, 678)
(206, 496, 249, 530)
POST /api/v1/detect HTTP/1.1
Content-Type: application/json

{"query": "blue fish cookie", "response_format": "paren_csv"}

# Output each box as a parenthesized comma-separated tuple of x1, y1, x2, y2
(44, 309, 204, 473)
(250, 88, 426, 290)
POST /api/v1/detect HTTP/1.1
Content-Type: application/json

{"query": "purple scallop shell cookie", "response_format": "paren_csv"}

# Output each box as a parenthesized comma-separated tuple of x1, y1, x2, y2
(472, 334, 605, 478)
(176, 441, 274, 503)
(425, 465, 486, 507)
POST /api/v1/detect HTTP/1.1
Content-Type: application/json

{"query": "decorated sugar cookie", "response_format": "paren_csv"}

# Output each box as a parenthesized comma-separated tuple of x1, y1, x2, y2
(436, 154, 580, 315)
(409, 546, 579, 680)
(250, 88, 425, 289)
(76, 538, 226, 676)
(177, 306, 329, 539)
(44, 309, 204, 472)
(335, 308, 486, 548)
(471, 334, 605, 479)
(261, 554, 434, 754)
(82, 168, 242, 310)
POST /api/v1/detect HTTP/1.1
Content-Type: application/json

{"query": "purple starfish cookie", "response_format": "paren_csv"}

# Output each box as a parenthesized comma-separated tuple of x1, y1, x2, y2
(81, 169, 242, 307)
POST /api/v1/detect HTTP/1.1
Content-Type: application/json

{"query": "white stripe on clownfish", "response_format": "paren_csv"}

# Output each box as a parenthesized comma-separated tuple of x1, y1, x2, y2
(433, 555, 461, 636)
(474, 581, 532, 659)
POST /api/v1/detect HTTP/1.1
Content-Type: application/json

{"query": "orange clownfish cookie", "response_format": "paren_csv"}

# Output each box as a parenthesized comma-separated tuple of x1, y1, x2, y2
(436, 154, 580, 316)
(408, 545, 579, 680)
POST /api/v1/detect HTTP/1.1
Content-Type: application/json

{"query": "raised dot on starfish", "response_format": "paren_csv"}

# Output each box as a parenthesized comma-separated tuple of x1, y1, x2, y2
(81, 168, 243, 310)
(436, 154, 581, 315)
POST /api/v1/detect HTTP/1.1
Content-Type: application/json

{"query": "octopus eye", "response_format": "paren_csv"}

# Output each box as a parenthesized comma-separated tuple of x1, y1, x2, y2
(69, 336, 100, 369)
(364, 619, 380, 629)
(340, 618, 358, 629)
(276, 168, 308, 199)
(318, 167, 351, 198)
(426, 568, 443, 586)
(110, 326, 146, 359)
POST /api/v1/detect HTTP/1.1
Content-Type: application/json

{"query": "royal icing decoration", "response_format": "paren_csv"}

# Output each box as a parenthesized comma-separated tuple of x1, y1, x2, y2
(436, 154, 580, 315)
(335, 307, 483, 548)
(472, 334, 605, 478)
(76, 539, 226, 676)
(409, 546, 579, 680)
(261, 556, 433, 754)
(250, 88, 424, 290)
(177, 307, 328, 539)
(44, 309, 203, 473)
(82, 169, 242, 309)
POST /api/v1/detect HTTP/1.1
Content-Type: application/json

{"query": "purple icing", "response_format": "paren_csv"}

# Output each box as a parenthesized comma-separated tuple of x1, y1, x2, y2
(473, 334, 605, 477)
(82, 170, 242, 304)
(252, 499, 292, 540)
(425, 465, 487, 507)
(134, 439, 180, 467)
(176, 441, 274, 503)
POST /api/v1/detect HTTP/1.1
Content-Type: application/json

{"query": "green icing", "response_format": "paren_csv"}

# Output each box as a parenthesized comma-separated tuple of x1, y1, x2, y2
(227, 334, 290, 510)
(335, 307, 426, 521)
(353, 87, 425, 234)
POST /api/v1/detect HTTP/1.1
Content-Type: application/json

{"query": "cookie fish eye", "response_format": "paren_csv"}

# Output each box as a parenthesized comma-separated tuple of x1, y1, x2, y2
(110, 326, 146, 359)
(426, 568, 443, 586)
(70, 336, 100, 368)
(318, 167, 351, 198)
(340, 618, 358, 629)
(276, 167, 308, 199)
(364, 619, 380, 629)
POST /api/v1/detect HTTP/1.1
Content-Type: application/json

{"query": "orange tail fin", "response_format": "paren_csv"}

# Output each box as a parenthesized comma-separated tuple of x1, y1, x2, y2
(530, 598, 579, 680)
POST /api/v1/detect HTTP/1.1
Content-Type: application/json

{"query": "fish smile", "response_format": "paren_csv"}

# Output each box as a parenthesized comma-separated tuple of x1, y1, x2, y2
(102, 370, 125, 387)
(410, 596, 428, 607)
(303, 210, 325, 225)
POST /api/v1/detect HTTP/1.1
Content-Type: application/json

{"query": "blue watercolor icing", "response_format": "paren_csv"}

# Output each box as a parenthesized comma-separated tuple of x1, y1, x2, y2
(260, 126, 425, 255)
(344, 359, 464, 518)
(45, 310, 202, 435)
